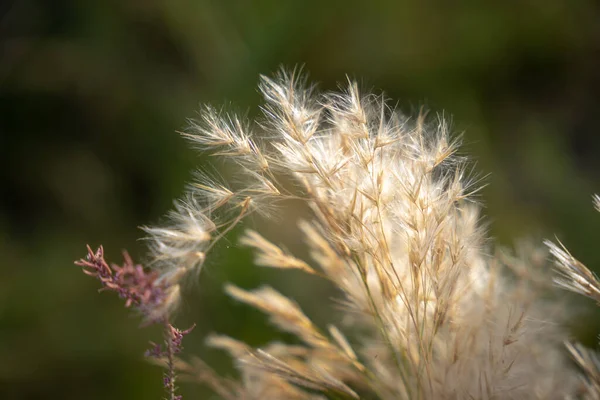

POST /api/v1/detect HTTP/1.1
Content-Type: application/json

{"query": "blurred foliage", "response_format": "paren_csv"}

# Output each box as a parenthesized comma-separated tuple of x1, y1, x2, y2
(1, 0, 599, 398)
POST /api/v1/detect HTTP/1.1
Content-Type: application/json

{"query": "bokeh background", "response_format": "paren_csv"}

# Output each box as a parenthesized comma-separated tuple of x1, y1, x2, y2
(2, 1, 600, 399)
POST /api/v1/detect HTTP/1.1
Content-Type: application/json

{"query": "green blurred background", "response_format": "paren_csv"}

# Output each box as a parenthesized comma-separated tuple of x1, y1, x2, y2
(1, 1, 599, 399)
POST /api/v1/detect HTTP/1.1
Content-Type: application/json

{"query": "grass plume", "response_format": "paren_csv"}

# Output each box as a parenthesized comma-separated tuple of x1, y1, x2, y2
(76, 68, 600, 399)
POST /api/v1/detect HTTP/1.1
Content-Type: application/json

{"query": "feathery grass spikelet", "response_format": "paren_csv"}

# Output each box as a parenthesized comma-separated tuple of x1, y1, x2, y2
(545, 239, 600, 303)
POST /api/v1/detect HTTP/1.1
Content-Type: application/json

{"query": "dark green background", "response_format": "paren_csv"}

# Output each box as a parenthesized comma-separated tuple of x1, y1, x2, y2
(2, 1, 599, 399)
